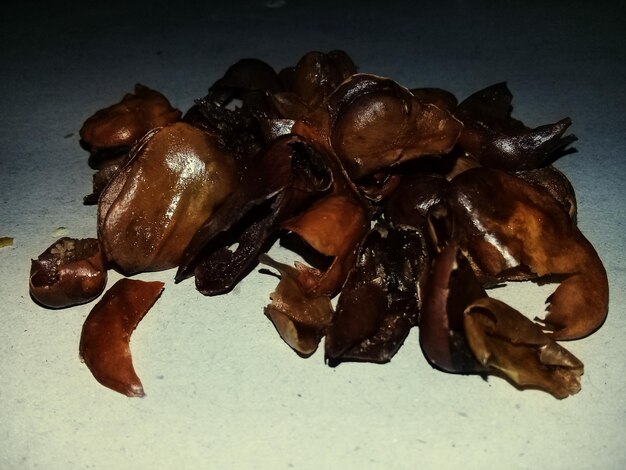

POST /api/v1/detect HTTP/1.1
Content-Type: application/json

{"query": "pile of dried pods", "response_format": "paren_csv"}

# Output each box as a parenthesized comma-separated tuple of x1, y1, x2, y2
(29, 50, 608, 398)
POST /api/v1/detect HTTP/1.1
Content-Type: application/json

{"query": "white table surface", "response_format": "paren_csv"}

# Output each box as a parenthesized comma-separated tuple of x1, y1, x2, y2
(1, 1, 625, 469)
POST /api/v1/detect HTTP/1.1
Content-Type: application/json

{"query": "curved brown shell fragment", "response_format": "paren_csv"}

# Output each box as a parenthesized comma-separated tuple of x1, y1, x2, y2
(447, 168, 608, 339)
(455, 82, 576, 171)
(29, 238, 107, 309)
(464, 298, 584, 398)
(281, 193, 370, 296)
(419, 242, 488, 374)
(328, 74, 463, 179)
(514, 165, 577, 221)
(267, 50, 356, 122)
(79, 278, 164, 397)
(98, 122, 237, 275)
(260, 256, 334, 357)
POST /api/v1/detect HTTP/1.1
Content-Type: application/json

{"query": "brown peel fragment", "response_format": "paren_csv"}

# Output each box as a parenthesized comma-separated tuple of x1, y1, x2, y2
(464, 297, 584, 398)
(29, 237, 107, 309)
(419, 242, 488, 374)
(79, 278, 164, 397)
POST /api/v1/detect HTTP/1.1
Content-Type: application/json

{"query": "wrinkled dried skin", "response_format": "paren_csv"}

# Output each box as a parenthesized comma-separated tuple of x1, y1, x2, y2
(448, 168, 608, 339)
(328, 74, 463, 179)
(464, 298, 584, 398)
(98, 122, 237, 274)
(455, 82, 576, 171)
(419, 242, 488, 373)
(261, 256, 334, 357)
(80, 84, 181, 154)
(29, 237, 107, 309)
(79, 278, 164, 397)
(325, 223, 428, 365)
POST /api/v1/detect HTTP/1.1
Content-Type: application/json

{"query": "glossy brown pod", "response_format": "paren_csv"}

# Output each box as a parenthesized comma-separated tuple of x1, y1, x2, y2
(80, 84, 181, 154)
(447, 168, 608, 339)
(328, 74, 463, 179)
(98, 122, 238, 275)
(454, 82, 576, 171)
(325, 223, 428, 365)
(79, 278, 164, 397)
(29, 237, 107, 308)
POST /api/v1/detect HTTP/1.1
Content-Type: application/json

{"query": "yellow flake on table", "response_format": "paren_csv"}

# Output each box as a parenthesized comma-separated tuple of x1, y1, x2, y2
(52, 227, 68, 237)
(0, 237, 14, 249)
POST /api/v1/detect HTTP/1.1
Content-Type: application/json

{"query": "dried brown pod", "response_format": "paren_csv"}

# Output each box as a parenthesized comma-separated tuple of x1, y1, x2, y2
(175, 135, 332, 295)
(447, 167, 608, 339)
(270, 50, 357, 120)
(29, 237, 107, 309)
(98, 122, 238, 275)
(464, 297, 584, 399)
(325, 222, 429, 365)
(454, 82, 576, 171)
(79, 278, 164, 397)
(327, 74, 463, 179)
(80, 84, 181, 155)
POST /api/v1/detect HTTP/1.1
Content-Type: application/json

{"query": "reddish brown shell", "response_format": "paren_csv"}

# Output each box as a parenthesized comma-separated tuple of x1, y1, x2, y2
(79, 278, 164, 397)
(29, 237, 107, 309)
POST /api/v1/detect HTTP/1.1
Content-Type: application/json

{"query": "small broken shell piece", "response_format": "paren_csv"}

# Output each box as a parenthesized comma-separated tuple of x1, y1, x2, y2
(79, 278, 164, 397)
(419, 242, 488, 374)
(464, 297, 584, 399)
(260, 255, 334, 357)
(29, 237, 107, 309)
